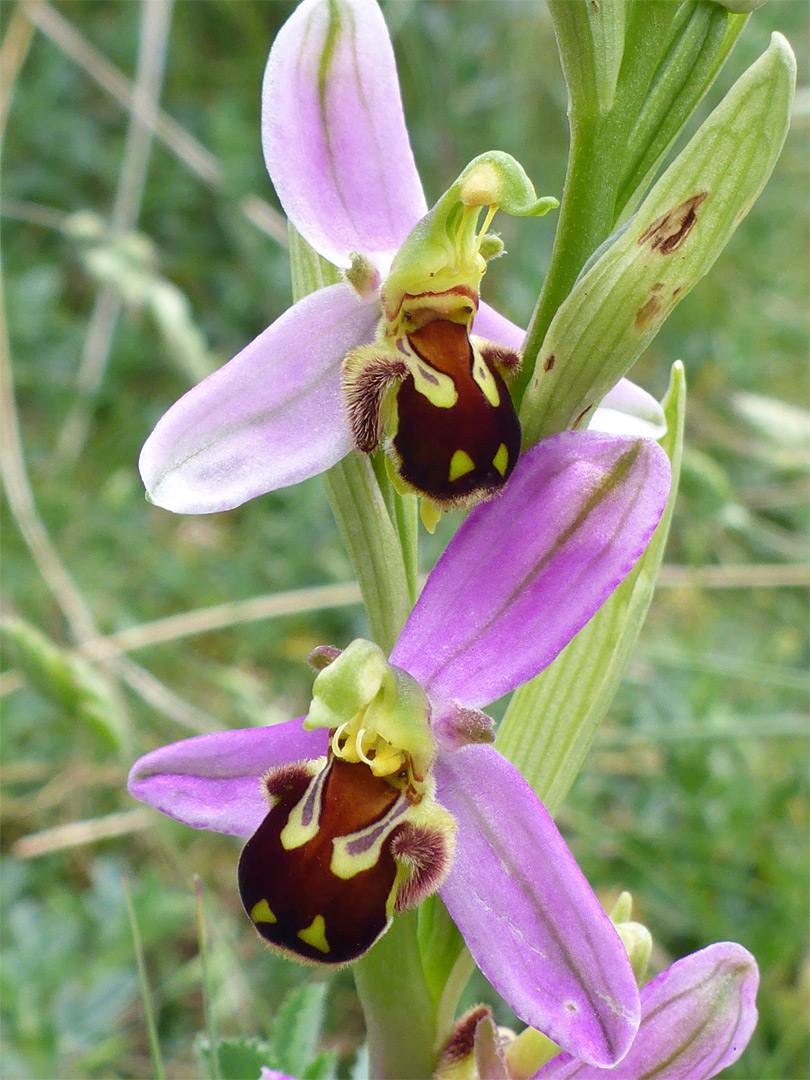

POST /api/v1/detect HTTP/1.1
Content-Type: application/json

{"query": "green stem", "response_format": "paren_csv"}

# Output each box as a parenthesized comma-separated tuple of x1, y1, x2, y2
(372, 452, 420, 606)
(515, 113, 621, 413)
(516, 0, 745, 421)
(321, 455, 411, 654)
(288, 227, 436, 1074)
(354, 911, 438, 1079)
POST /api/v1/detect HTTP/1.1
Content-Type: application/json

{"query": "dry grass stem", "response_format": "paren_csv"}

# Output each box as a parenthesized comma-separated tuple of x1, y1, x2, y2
(21, 0, 287, 243)
(13, 808, 154, 859)
(1, 281, 220, 734)
(657, 562, 809, 589)
(57, 0, 175, 463)
(0, 5, 35, 140)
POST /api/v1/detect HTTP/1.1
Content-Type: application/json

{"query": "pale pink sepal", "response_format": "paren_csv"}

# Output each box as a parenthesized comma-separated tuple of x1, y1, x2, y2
(127, 720, 327, 837)
(391, 432, 671, 708)
(139, 283, 379, 513)
(262, 0, 427, 268)
(436, 744, 640, 1067)
(590, 378, 667, 440)
(473, 302, 526, 352)
(533, 943, 759, 1080)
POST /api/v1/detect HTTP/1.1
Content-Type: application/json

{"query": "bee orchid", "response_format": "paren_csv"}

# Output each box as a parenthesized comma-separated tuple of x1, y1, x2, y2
(130, 430, 671, 1067)
(139, 0, 665, 520)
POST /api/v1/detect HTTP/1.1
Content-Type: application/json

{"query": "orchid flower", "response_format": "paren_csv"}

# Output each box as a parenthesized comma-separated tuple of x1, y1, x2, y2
(439, 943, 758, 1080)
(138, 0, 665, 521)
(130, 430, 671, 1067)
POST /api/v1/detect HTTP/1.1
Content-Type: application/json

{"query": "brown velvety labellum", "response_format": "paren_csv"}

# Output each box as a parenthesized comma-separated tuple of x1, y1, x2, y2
(394, 319, 521, 503)
(238, 757, 406, 965)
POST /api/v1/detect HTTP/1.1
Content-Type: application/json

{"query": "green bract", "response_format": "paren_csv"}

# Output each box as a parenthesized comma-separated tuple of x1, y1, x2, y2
(549, 0, 627, 116)
(520, 32, 795, 445)
(610, 892, 653, 987)
(498, 361, 685, 813)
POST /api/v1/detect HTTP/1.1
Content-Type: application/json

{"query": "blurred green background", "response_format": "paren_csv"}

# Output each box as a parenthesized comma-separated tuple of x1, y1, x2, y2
(1, 2, 807, 1077)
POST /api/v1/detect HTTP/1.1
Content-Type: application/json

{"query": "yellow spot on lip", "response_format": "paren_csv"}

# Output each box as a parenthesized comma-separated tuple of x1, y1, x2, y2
(297, 915, 330, 954)
(492, 443, 509, 477)
(449, 449, 475, 482)
(250, 899, 277, 924)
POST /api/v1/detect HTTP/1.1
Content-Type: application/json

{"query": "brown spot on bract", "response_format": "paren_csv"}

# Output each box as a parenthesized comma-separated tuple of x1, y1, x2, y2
(590, 0, 601, 11)
(652, 282, 664, 292)
(635, 294, 663, 331)
(574, 405, 593, 427)
(543, 354, 556, 372)
(638, 192, 708, 255)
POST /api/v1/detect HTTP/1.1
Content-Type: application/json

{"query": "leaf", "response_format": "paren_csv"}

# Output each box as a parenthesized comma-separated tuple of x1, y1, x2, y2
(548, 0, 627, 115)
(270, 982, 329, 1075)
(199, 1036, 272, 1080)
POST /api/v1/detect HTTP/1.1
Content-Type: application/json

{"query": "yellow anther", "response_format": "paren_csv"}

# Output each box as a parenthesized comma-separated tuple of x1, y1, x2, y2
(331, 723, 349, 757)
(356, 727, 373, 765)
(330, 716, 406, 777)
(460, 162, 500, 207)
(477, 204, 498, 245)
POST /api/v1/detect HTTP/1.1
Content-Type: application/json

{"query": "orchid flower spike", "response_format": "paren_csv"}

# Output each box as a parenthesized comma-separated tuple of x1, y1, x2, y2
(139, 0, 665, 521)
(130, 431, 671, 1068)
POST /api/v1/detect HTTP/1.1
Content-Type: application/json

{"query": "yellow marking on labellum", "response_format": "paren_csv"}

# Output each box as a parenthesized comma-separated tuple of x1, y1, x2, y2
(410, 360, 457, 409)
(250, 899, 277, 924)
(472, 354, 501, 407)
(330, 796, 410, 880)
(449, 449, 475, 482)
(279, 768, 326, 851)
(493, 442, 509, 477)
(331, 831, 388, 879)
(297, 915, 330, 954)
